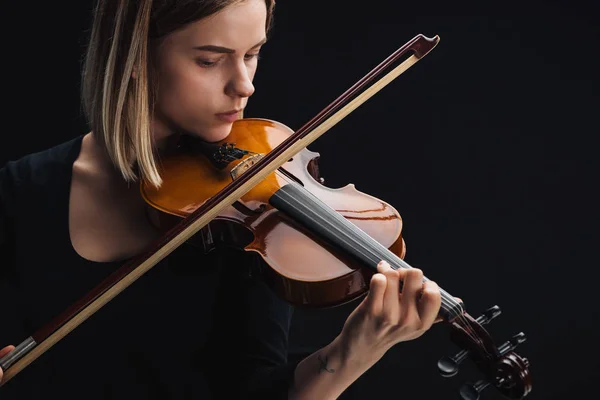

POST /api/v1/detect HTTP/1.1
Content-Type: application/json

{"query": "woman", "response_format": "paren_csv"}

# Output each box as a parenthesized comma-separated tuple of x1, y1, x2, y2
(0, 0, 442, 398)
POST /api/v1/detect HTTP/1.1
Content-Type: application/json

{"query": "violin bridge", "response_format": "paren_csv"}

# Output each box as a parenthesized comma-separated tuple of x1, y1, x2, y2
(230, 153, 265, 180)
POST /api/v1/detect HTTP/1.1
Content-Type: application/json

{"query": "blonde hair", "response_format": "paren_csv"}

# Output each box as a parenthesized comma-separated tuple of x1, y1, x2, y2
(81, 0, 276, 188)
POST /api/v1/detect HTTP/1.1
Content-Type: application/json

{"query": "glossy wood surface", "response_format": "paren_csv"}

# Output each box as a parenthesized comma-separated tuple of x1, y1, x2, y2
(142, 118, 406, 307)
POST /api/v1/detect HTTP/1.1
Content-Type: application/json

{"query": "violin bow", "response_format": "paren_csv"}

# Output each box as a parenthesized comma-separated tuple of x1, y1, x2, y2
(0, 34, 439, 385)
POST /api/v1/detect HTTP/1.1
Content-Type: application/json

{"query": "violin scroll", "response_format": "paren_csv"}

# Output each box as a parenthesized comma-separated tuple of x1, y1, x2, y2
(438, 305, 532, 399)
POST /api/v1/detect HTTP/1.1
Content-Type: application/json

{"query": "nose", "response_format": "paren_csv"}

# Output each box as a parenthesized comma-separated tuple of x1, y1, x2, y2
(226, 61, 255, 99)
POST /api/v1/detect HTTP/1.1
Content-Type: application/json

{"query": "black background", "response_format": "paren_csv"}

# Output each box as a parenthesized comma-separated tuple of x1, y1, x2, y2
(1, 1, 599, 399)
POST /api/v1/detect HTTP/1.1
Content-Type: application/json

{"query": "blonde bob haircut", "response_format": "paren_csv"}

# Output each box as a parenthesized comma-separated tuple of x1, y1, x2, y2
(81, 0, 276, 188)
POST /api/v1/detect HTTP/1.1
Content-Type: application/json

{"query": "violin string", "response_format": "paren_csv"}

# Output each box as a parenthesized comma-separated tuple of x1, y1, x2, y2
(272, 177, 478, 338)
(271, 172, 466, 323)
(286, 178, 477, 334)
(296, 176, 462, 318)
(273, 175, 461, 319)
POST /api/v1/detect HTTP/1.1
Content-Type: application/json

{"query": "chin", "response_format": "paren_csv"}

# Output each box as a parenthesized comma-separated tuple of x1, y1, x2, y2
(195, 123, 233, 143)
(187, 123, 233, 142)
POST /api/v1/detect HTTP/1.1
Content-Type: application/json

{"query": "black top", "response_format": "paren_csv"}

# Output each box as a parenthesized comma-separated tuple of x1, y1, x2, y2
(0, 135, 299, 399)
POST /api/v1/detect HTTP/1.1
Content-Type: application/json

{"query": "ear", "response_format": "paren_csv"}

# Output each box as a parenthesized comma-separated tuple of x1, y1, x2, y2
(132, 66, 138, 80)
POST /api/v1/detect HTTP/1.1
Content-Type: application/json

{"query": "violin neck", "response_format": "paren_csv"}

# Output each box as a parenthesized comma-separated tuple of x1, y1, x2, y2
(269, 182, 464, 321)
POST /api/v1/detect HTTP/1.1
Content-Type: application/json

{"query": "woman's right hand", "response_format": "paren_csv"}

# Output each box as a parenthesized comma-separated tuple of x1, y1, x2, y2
(0, 345, 15, 383)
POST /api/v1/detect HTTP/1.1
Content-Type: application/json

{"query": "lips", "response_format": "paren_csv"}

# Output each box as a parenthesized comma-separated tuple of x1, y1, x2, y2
(217, 109, 241, 116)
(215, 109, 242, 123)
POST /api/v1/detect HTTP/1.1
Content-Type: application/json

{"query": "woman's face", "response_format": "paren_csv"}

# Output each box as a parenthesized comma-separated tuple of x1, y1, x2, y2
(152, 0, 267, 144)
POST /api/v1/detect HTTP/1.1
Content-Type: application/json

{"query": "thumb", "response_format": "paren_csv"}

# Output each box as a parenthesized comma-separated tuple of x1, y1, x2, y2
(0, 345, 15, 383)
(0, 345, 15, 359)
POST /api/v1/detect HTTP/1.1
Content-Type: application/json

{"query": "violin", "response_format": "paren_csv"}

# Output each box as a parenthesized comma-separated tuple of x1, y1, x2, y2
(0, 34, 531, 399)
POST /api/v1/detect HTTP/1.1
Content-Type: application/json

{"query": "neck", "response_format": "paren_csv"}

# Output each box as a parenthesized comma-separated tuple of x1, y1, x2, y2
(152, 118, 178, 154)
(84, 132, 121, 178)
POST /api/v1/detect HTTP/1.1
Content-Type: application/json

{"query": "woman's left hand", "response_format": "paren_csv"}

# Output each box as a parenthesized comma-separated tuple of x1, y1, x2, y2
(287, 261, 465, 400)
(336, 260, 442, 368)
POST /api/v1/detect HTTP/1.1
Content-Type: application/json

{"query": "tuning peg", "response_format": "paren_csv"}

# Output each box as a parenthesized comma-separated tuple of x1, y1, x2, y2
(498, 332, 526, 356)
(438, 348, 469, 377)
(438, 306, 501, 378)
(475, 305, 501, 325)
(460, 379, 492, 400)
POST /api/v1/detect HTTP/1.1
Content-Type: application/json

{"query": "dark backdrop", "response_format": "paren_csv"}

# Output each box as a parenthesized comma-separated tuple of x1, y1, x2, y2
(1, 1, 599, 399)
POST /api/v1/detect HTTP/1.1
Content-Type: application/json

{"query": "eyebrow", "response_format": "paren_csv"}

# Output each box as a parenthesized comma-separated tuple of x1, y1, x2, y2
(193, 38, 267, 53)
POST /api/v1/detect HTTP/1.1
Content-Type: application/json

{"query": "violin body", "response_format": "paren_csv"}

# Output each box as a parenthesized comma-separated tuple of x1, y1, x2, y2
(142, 118, 406, 308)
